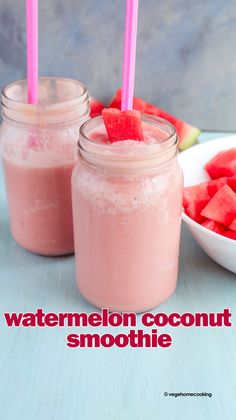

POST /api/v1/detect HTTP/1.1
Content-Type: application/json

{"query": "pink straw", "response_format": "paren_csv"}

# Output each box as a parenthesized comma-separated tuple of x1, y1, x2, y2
(121, 0, 139, 111)
(26, 0, 38, 104)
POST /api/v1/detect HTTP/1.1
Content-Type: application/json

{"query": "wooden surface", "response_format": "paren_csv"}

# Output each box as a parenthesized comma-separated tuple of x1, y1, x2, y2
(0, 132, 236, 420)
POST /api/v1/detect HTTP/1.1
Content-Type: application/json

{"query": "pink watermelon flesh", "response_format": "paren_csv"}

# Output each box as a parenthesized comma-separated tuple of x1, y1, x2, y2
(205, 149, 236, 179)
(102, 108, 144, 143)
(201, 220, 225, 234)
(207, 177, 228, 197)
(229, 218, 236, 231)
(228, 175, 236, 192)
(201, 185, 236, 226)
(183, 183, 210, 222)
(222, 230, 236, 240)
(108, 89, 200, 150)
(89, 97, 105, 118)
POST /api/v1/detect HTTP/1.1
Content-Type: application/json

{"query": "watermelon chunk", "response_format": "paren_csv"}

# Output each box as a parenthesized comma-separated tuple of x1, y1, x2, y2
(207, 177, 228, 197)
(201, 220, 225, 234)
(222, 230, 236, 240)
(183, 183, 210, 222)
(108, 89, 201, 151)
(102, 108, 144, 143)
(228, 175, 236, 192)
(201, 185, 236, 226)
(89, 97, 105, 118)
(205, 149, 236, 179)
(229, 218, 236, 231)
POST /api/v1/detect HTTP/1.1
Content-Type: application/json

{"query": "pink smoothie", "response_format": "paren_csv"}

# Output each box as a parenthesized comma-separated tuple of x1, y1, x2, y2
(72, 123, 183, 312)
(4, 155, 74, 256)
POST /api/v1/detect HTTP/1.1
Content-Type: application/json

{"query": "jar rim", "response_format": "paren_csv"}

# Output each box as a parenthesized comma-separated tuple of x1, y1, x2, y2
(2, 76, 88, 111)
(79, 113, 176, 148)
(1, 77, 89, 125)
(78, 114, 178, 172)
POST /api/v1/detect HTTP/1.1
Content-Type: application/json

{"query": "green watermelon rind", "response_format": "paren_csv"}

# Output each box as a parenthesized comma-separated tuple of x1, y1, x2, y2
(178, 127, 201, 151)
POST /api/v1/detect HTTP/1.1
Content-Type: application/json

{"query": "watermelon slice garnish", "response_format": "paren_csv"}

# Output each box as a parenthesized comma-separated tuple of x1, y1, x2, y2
(108, 89, 200, 151)
(205, 149, 236, 179)
(201, 185, 236, 227)
(89, 97, 105, 118)
(102, 108, 144, 143)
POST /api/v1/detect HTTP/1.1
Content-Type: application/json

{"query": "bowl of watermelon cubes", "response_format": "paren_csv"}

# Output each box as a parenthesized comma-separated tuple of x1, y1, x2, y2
(179, 136, 236, 273)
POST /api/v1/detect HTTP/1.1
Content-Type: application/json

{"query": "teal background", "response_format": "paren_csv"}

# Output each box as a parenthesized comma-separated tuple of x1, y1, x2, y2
(0, 0, 236, 130)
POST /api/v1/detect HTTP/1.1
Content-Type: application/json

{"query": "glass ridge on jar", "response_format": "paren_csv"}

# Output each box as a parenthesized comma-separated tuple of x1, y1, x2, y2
(1, 77, 89, 256)
(72, 114, 183, 313)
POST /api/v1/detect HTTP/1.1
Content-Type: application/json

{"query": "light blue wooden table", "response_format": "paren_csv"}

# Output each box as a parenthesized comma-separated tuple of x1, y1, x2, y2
(0, 132, 235, 420)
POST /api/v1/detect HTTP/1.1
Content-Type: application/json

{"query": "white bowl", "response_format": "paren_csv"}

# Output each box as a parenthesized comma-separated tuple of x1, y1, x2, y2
(178, 136, 236, 274)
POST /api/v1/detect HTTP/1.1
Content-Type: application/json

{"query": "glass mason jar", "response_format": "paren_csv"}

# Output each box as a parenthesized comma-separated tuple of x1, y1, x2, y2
(72, 115, 183, 312)
(1, 77, 89, 256)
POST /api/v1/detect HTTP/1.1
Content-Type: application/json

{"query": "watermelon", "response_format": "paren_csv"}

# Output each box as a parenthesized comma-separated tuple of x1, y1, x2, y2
(108, 89, 201, 151)
(228, 175, 236, 192)
(201, 185, 236, 227)
(207, 177, 228, 197)
(89, 97, 105, 118)
(229, 218, 236, 231)
(222, 231, 236, 240)
(201, 220, 225, 234)
(102, 108, 144, 143)
(183, 183, 210, 222)
(205, 149, 236, 179)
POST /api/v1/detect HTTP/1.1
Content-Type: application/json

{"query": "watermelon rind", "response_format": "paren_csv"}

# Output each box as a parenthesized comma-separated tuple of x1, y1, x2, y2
(178, 127, 201, 151)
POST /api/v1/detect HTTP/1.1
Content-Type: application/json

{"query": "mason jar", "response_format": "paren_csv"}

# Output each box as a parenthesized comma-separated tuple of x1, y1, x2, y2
(72, 115, 183, 312)
(1, 77, 89, 256)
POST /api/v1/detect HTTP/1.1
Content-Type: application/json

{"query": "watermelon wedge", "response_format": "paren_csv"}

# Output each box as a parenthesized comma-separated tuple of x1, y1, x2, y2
(108, 89, 201, 151)
(89, 97, 105, 118)
(229, 218, 236, 231)
(102, 108, 144, 143)
(228, 175, 236, 192)
(207, 177, 228, 197)
(201, 220, 225, 234)
(205, 149, 236, 179)
(222, 230, 236, 240)
(183, 183, 210, 222)
(201, 185, 236, 227)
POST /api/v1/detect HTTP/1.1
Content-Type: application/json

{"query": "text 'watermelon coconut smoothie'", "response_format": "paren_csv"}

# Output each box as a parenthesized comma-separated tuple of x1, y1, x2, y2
(72, 109, 183, 312)
(1, 78, 89, 255)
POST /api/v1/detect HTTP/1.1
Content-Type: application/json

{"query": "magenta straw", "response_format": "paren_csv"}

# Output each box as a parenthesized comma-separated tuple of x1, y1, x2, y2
(121, 0, 139, 111)
(26, 0, 38, 104)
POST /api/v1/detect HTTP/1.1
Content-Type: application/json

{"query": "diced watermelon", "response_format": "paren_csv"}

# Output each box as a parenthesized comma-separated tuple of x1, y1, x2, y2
(102, 108, 144, 143)
(89, 97, 105, 118)
(183, 183, 210, 222)
(201, 220, 225, 234)
(207, 177, 228, 197)
(228, 175, 236, 192)
(222, 230, 236, 240)
(201, 185, 236, 226)
(229, 218, 236, 231)
(205, 149, 236, 179)
(108, 89, 201, 151)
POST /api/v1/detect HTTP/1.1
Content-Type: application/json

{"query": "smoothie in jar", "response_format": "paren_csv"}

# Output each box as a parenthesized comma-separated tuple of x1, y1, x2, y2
(1, 77, 89, 255)
(72, 115, 183, 312)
